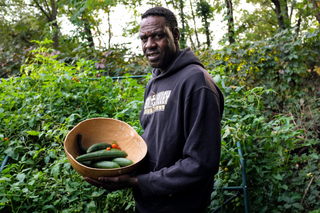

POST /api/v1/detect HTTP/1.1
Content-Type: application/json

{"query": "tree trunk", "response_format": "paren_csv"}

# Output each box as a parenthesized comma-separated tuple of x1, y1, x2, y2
(190, 0, 200, 48)
(107, 7, 112, 49)
(179, 0, 186, 49)
(33, 0, 60, 48)
(226, 0, 235, 44)
(52, 22, 59, 48)
(204, 13, 210, 47)
(309, 0, 320, 28)
(271, 0, 289, 30)
(50, 0, 59, 48)
(189, 34, 196, 50)
(82, 12, 94, 48)
(289, 0, 296, 22)
(295, 9, 302, 39)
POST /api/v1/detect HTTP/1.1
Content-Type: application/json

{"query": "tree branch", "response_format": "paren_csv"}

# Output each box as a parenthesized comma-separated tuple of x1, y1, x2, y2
(301, 177, 315, 204)
(43, 0, 52, 18)
(289, 0, 296, 21)
(0, 3, 33, 7)
(33, 0, 50, 21)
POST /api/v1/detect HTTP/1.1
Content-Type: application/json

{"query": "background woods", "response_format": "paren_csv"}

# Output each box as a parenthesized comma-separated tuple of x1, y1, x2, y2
(0, 0, 320, 212)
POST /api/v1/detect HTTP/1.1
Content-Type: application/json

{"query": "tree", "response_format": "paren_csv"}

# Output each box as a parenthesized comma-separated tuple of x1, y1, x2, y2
(178, 0, 187, 49)
(164, 0, 187, 49)
(271, 0, 290, 30)
(226, 0, 235, 44)
(236, 0, 319, 42)
(189, 0, 201, 48)
(196, 0, 213, 48)
(308, 0, 320, 28)
(67, 0, 96, 48)
(32, 0, 62, 48)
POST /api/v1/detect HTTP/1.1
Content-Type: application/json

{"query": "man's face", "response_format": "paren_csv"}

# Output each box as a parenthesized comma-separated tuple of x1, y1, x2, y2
(139, 16, 179, 71)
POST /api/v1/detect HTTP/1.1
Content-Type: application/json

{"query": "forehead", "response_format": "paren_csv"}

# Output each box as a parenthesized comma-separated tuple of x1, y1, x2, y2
(140, 16, 168, 35)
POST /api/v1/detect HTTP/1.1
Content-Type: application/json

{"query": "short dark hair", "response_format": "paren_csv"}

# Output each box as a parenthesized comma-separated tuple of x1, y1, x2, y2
(141, 6, 178, 32)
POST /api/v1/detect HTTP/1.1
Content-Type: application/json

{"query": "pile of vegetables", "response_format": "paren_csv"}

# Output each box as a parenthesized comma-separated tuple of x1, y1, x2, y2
(76, 134, 133, 169)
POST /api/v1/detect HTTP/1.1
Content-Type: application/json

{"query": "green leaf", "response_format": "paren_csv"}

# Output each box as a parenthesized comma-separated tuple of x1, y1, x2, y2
(28, 119, 34, 127)
(5, 147, 19, 160)
(259, 206, 268, 213)
(292, 203, 304, 210)
(16, 173, 26, 182)
(91, 190, 105, 197)
(26, 130, 40, 136)
(309, 153, 319, 159)
(13, 196, 20, 201)
(42, 205, 55, 210)
(87, 201, 96, 210)
(33, 147, 45, 159)
(284, 204, 291, 209)
(0, 197, 9, 205)
(248, 95, 254, 102)
(213, 75, 221, 83)
(222, 127, 231, 139)
(273, 174, 282, 180)
(44, 156, 50, 164)
(51, 163, 61, 180)
(66, 181, 76, 193)
(28, 179, 35, 186)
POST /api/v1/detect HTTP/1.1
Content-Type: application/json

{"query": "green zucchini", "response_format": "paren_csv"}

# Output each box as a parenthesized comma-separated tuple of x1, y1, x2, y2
(76, 149, 128, 162)
(77, 133, 87, 154)
(112, 158, 133, 167)
(87, 143, 112, 153)
(91, 161, 120, 169)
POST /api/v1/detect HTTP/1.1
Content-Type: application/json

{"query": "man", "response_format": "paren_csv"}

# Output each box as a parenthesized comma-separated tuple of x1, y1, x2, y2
(85, 6, 224, 213)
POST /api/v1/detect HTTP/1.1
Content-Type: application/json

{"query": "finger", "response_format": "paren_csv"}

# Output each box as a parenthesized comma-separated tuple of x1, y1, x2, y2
(98, 174, 130, 183)
(98, 177, 112, 182)
(84, 177, 104, 188)
(85, 177, 122, 191)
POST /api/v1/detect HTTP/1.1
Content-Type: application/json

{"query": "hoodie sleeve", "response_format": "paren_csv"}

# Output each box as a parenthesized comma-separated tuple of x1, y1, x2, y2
(137, 86, 222, 197)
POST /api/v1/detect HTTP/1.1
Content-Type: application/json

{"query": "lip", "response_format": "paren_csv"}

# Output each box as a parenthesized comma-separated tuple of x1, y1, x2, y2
(146, 52, 160, 61)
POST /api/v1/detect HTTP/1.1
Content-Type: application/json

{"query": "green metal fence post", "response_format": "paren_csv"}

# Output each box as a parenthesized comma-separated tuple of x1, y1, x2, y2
(210, 141, 250, 213)
(237, 141, 249, 213)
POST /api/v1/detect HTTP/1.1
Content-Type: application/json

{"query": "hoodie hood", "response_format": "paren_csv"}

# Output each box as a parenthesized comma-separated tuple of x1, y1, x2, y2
(151, 47, 204, 79)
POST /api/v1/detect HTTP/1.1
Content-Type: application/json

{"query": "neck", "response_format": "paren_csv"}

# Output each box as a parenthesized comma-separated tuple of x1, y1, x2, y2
(159, 48, 181, 73)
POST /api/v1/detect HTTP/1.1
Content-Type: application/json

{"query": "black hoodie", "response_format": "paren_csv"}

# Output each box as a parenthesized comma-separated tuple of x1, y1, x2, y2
(134, 48, 224, 213)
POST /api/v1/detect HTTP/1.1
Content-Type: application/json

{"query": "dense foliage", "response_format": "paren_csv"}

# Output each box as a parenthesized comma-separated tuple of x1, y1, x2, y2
(2, 0, 320, 78)
(0, 40, 144, 212)
(1, 32, 319, 212)
(1, 0, 320, 212)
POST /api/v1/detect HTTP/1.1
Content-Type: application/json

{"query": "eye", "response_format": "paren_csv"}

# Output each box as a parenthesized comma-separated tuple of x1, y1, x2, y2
(140, 37, 147, 43)
(155, 34, 163, 39)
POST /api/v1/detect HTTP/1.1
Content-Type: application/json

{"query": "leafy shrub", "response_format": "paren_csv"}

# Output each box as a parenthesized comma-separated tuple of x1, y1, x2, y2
(202, 29, 320, 111)
(1, 36, 149, 79)
(0, 42, 145, 212)
(205, 67, 320, 213)
(1, 40, 319, 213)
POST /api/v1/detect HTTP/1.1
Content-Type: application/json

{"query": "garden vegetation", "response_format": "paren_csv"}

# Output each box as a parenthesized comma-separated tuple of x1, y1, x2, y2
(1, 0, 320, 212)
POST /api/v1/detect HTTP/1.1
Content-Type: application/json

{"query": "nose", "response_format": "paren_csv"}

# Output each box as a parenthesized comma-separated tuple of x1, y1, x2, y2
(145, 37, 156, 49)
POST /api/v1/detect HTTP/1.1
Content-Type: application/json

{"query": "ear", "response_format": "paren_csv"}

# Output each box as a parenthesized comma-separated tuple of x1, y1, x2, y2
(172, 27, 180, 43)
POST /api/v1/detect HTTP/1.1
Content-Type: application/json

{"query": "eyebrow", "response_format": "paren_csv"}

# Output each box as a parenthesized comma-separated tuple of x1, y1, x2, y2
(139, 30, 166, 39)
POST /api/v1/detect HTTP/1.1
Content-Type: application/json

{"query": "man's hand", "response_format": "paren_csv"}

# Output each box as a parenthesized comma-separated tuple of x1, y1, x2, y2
(84, 174, 138, 191)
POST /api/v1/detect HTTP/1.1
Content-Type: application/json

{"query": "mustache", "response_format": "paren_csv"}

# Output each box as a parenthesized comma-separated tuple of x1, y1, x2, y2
(145, 50, 160, 55)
